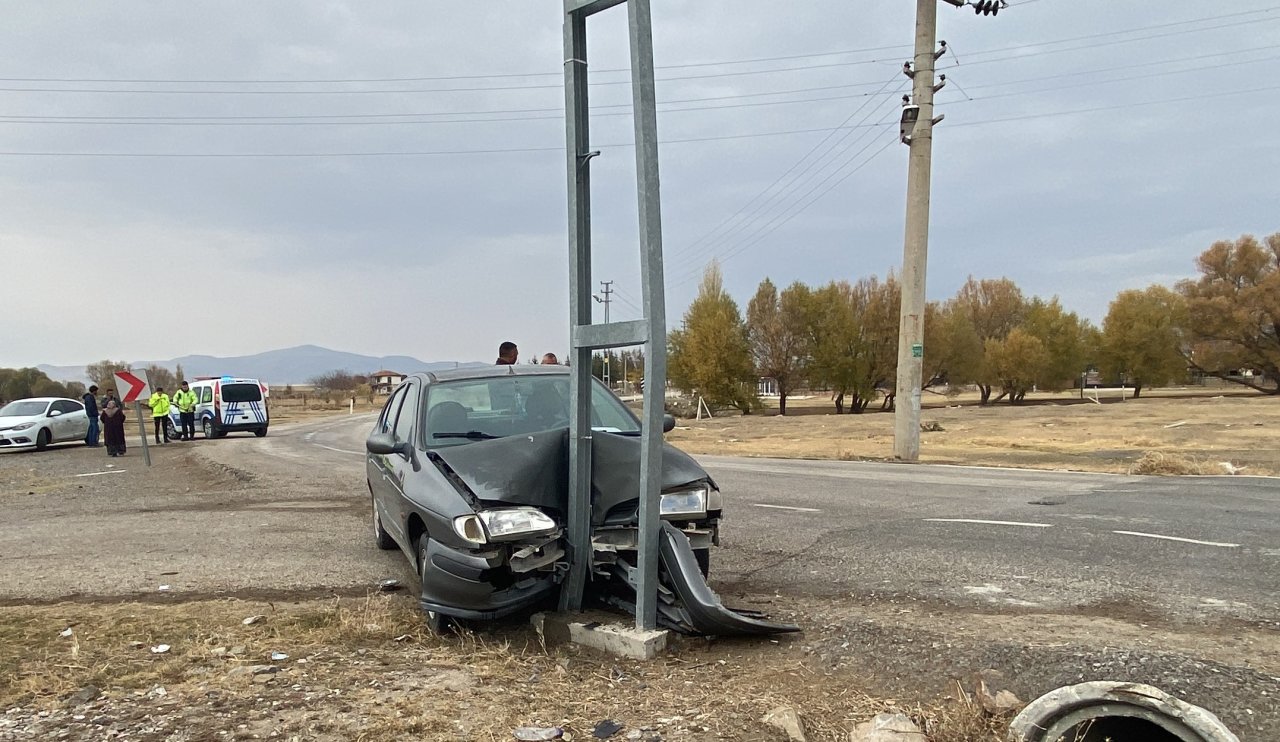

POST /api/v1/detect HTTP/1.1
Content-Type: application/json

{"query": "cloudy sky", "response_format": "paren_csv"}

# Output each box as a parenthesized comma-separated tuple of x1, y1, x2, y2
(3, 0, 1278, 368)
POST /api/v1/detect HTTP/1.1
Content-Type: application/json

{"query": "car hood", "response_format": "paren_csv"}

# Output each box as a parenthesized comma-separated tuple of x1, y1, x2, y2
(0, 414, 45, 428)
(430, 428, 714, 523)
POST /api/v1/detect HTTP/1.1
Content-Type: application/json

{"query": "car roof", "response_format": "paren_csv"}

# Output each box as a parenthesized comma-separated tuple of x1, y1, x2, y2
(414, 364, 568, 384)
(5, 397, 70, 404)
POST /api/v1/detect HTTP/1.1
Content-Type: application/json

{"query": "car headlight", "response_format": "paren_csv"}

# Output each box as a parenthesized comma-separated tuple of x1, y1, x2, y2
(661, 486, 708, 517)
(453, 507, 558, 545)
(8, 423, 34, 431)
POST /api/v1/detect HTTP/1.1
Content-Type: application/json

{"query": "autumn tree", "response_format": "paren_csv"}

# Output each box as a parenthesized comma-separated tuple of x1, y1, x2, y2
(1022, 297, 1099, 392)
(143, 364, 179, 392)
(1101, 286, 1187, 398)
(0, 368, 76, 401)
(668, 263, 758, 412)
(1177, 232, 1280, 393)
(85, 360, 131, 390)
(746, 278, 810, 415)
(803, 275, 899, 413)
(983, 328, 1050, 404)
(953, 277, 1029, 403)
(922, 300, 982, 392)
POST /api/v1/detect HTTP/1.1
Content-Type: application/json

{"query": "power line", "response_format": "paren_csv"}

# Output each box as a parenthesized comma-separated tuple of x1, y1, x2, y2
(5, 42, 1274, 127)
(1, 8, 1274, 97)
(0, 83, 1275, 159)
(1, 5, 1271, 88)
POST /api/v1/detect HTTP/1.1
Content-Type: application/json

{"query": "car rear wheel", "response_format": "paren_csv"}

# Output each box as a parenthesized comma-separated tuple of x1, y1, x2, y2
(254, 427, 268, 438)
(35, 428, 50, 451)
(372, 495, 396, 550)
(417, 538, 451, 635)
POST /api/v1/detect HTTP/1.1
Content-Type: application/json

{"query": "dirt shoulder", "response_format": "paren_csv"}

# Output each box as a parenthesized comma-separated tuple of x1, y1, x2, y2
(667, 391, 1280, 476)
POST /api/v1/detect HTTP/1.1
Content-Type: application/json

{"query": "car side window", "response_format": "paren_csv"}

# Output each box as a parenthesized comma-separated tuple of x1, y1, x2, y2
(201, 387, 213, 403)
(52, 400, 82, 414)
(393, 384, 419, 444)
(379, 388, 405, 436)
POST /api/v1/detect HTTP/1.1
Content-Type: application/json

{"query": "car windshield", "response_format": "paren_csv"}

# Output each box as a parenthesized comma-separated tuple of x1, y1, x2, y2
(422, 375, 639, 448)
(0, 401, 49, 417)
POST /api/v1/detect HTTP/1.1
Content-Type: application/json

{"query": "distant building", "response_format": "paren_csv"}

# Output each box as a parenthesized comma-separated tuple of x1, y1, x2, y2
(371, 370, 407, 395)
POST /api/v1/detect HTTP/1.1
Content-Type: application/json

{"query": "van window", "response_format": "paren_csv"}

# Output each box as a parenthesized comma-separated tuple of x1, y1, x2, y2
(222, 383, 262, 403)
(201, 387, 213, 403)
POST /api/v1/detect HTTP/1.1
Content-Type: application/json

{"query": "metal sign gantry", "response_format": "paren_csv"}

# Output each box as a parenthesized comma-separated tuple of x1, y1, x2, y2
(558, 0, 668, 631)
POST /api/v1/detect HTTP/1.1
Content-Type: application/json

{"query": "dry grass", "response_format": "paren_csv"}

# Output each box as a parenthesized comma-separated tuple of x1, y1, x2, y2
(0, 595, 1011, 740)
(1128, 451, 1214, 476)
(667, 389, 1280, 476)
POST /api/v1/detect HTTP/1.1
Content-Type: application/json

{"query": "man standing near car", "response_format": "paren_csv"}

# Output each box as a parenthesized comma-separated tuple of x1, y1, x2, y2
(172, 381, 197, 441)
(495, 341, 518, 365)
(83, 385, 100, 447)
(148, 386, 172, 444)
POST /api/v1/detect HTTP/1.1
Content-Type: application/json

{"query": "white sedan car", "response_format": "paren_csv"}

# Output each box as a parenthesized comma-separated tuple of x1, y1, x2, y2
(0, 397, 90, 451)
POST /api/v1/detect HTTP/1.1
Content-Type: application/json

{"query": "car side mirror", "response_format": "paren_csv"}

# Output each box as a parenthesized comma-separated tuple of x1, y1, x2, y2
(662, 414, 676, 433)
(48, 410, 62, 418)
(367, 433, 404, 456)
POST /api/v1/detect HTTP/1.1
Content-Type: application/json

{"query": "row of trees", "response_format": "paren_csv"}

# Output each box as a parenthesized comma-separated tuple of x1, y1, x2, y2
(0, 368, 86, 404)
(668, 231, 1279, 414)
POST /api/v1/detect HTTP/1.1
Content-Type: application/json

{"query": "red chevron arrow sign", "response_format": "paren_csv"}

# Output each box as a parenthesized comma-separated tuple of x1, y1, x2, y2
(114, 370, 151, 404)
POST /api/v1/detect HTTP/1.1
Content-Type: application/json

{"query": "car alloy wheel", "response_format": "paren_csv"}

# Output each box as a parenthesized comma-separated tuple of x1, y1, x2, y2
(417, 538, 451, 635)
(202, 419, 213, 439)
(372, 497, 396, 550)
(35, 428, 50, 451)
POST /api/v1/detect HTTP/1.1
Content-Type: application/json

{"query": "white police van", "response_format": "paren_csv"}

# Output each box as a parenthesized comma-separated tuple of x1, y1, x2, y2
(170, 377, 270, 439)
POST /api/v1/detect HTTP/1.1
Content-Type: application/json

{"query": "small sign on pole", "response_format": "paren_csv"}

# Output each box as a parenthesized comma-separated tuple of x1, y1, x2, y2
(113, 370, 153, 467)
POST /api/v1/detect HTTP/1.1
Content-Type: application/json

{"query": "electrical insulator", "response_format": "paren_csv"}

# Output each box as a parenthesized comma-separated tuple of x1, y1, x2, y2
(973, 0, 1000, 16)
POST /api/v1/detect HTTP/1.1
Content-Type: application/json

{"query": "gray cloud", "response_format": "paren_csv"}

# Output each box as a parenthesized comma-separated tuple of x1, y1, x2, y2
(3, 0, 1278, 367)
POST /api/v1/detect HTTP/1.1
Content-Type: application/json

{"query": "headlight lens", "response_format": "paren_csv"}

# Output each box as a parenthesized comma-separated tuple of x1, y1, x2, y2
(706, 487, 723, 511)
(455, 507, 558, 544)
(660, 486, 708, 517)
(9, 422, 34, 431)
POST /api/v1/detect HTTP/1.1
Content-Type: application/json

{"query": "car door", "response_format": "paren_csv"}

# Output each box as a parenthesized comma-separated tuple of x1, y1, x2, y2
(64, 400, 89, 439)
(50, 401, 82, 441)
(370, 386, 408, 542)
(385, 381, 422, 545)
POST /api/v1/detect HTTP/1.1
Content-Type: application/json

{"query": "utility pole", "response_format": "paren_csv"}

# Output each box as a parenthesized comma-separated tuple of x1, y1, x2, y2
(594, 280, 613, 386)
(893, 0, 1002, 461)
(893, 0, 942, 462)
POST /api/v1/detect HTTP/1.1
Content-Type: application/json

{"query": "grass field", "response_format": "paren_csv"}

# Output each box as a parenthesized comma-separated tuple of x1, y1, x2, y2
(666, 387, 1280, 476)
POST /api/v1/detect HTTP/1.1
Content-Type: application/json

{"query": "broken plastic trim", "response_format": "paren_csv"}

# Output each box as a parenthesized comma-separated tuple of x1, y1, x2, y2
(656, 522, 800, 636)
(1009, 681, 1239, 742)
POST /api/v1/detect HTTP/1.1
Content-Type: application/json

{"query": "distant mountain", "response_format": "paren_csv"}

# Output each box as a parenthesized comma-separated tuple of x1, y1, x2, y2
(36, 345, 481, 385)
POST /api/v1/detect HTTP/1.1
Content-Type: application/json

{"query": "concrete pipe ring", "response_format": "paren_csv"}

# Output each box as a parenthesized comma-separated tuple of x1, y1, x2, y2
(1008, 681, 1239, 742)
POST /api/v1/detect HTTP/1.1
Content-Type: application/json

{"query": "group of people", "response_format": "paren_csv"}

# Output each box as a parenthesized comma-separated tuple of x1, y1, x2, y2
(495, 341, 559, 366)
(81, 380, 200, 458)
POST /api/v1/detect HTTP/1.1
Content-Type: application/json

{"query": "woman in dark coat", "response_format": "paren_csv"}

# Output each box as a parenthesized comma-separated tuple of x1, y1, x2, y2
(101, 400, 127, 457)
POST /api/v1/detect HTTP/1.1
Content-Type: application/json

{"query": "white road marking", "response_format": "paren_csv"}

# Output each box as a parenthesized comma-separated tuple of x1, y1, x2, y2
(312, 443, 363, 456)
(751, 503, 821, 513)
(924, 518, 1053, 528)
(1112, 530, 1240, 548)
(73, 470, 127, 477)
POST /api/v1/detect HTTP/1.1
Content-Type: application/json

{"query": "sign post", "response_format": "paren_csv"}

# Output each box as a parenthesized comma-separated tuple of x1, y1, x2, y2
(114, 370, 152, 467)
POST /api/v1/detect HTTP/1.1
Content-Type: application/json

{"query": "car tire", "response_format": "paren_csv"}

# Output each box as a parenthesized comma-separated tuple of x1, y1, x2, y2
(202, 418, 214, 440)
(372, 495, 396, 550)
(165, 419, 178, 441)
(35, 428, 50, 451)
(417, 537, 451, 635)
(254, 427, 268, 438)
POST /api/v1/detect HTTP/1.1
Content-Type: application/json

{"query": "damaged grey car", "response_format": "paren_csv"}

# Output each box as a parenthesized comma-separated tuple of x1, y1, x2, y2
(366, 365, 796, 636)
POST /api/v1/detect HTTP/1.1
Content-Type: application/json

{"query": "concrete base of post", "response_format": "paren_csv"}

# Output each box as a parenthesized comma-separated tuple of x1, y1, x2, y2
(531, 611, 668, 660)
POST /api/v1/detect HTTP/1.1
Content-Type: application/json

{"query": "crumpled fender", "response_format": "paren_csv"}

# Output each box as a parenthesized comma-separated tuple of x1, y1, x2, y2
(658, 522, 800, 636)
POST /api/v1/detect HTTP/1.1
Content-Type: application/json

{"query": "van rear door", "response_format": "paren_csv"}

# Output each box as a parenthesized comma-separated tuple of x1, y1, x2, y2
(221, 382, 267, 427)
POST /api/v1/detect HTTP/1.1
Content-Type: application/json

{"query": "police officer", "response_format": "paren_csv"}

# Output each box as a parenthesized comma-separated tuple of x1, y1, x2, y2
(148, 386, 172, 444)
(172, 381, 198, 441)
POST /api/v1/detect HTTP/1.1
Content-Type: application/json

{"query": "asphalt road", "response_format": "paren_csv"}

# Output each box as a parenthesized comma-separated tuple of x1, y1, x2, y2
(4, 413, 1277, 737)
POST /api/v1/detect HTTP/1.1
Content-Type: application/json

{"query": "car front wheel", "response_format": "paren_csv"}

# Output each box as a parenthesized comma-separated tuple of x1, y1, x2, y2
(202, 418, 214, 439)
(417, 538, 451, 635)
(372, 495, 396, 550)
(35, 428, 50, 451)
